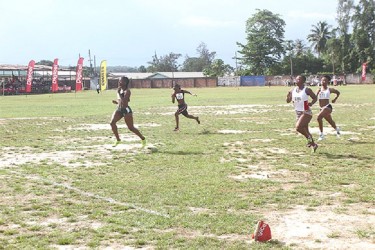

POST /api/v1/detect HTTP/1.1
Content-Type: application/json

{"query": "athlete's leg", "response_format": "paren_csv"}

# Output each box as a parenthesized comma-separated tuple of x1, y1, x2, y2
(296, 113, 312, 139)
(110, 111, 123, 141)
(324, 113, 337, 130)
(317, 107, 332, 132)
(175, 111, 180, 130)
(184, 113, 200, 124)
(124, 114, 145, 140)
(297, 113, 318, 151)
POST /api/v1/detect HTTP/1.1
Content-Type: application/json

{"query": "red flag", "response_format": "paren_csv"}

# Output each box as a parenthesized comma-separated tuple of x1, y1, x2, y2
(75, 57, 84, 91)
(362, 63, 367, 81)
(51, 58, 59, 92)
(25, 60, 35, 93)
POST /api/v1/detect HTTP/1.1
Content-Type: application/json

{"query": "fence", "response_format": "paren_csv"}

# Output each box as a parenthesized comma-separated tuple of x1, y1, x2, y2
(1, 74, 373, 95)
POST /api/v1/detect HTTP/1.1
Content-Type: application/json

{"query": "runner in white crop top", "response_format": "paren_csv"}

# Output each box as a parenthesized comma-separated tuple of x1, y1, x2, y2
(316, 75, 341, 140)
(286, 75, 318, 152)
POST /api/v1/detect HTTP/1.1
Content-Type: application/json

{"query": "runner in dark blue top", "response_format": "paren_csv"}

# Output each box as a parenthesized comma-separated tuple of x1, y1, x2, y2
(171, 84, 200, 131)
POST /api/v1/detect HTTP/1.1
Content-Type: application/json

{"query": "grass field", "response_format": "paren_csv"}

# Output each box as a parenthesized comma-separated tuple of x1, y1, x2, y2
(0, 85, 374, 249)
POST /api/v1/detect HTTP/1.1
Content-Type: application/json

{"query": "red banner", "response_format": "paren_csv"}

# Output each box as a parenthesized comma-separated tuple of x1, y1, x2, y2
(51, 58, 59, 92)
(25, 60, 35, 93)
(75, 57, 84, 91)
(362, 62, 367, 81)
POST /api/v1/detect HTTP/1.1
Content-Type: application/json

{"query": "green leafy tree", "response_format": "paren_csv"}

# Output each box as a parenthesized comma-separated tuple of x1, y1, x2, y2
(36, 60, 53, 66)
(294, 39, 307, 57)
(281, 39, 309, 76)
(292, 52, 324, 75)
(336, 0, 355, 73)
(203, 59, 233, 77)
(283, 40, 295, 76)
(307, 21, 332, 57)
(138, 65, 147, 73)
(324, 37, 342, 74)
(278, 38, 323, 75)
(350, 0, 375, 73)
(147, 52, 182, 72)
(182, 42, 216, 72)
(236, 9, 286, 75)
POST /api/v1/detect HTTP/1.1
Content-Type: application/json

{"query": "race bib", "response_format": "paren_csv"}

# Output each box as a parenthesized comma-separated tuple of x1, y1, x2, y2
(294, 96, 302, 102)
(176, 93, 184, 100)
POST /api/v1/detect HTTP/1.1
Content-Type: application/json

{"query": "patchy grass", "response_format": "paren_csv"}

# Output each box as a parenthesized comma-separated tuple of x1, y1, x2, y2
(0, 85, 374, 249)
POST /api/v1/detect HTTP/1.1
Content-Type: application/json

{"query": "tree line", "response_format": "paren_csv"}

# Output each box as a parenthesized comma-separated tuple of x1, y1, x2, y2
(235, 0, 374, 77)
(37, 0, 374, 78)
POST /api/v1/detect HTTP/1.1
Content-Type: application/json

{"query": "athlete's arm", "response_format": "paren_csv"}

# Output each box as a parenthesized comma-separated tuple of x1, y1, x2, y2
(183, 90, 197, 96)
(306, 88, 317, 106)
(124, 89, 131, 103)
(286, 90, 292, 103)
(330, 88, 340, 103)
(113, 88, 122, 104)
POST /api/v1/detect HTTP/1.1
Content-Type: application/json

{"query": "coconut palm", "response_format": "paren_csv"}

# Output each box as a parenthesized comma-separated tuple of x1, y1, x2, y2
(294, 39, 307, 57)
(307, 21, 332, 57)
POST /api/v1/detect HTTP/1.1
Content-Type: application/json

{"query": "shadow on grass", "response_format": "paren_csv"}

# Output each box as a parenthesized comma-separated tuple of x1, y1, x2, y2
(197, 129, 239, 135)
(199, 129, 214, 135)
(159, 150, 204, 155)
(347, 140, 375, 145)
(321, 152, 374, 160)
(252, 239, 286, 248)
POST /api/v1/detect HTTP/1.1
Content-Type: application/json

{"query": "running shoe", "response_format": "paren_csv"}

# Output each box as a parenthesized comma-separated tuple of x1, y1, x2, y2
(317, 134, 324, 141)
(336, 127, 341, 137)
(141, 139, 146, 148)
(312, 143, 318, 153)
(113, 140, 121, 147)
(174, 127, 179, 132)
(306, 136, 313, 147)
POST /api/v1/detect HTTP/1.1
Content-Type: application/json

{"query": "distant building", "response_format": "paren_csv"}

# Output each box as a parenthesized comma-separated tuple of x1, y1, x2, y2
(108, 72, 205, 79)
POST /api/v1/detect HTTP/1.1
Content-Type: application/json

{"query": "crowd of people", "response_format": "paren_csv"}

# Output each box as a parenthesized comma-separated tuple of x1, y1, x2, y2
(0, 77, 52, 94)
(286, 75, 345, 87)
(0, 76, 72, 94)
(1, 77, 23, 94)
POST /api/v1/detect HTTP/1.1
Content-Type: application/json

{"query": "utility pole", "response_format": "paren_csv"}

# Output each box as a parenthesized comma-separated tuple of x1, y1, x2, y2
(232, 51, 238, 75)
(290, 56, 293, 77)
(88, 49, 93, 77)
(93, 55, 97, 76)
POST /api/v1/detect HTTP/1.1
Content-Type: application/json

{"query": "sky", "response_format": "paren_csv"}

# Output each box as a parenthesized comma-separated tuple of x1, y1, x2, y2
(0, 0, 340, 68)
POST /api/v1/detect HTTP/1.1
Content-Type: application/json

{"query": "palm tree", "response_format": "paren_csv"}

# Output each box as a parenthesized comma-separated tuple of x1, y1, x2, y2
(307, 21, 332, 57)
(294, 39, 307, 57)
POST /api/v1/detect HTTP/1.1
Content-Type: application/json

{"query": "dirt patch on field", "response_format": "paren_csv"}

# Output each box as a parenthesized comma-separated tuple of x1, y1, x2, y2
(0, 123, 159, 170)
(263, 204, 375, 249)
(218, 129, 248, 134)
(1, 116, 374, 249)
(158, 104, 273, 116)
(67, 122, 161, 131)
(222, 138, 374, 249)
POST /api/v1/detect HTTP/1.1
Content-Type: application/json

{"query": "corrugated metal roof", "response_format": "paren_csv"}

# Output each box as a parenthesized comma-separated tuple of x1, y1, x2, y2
(0, 64, 53, 71)
(109, 72, 205, 79)
(0, 65, 206, 79)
